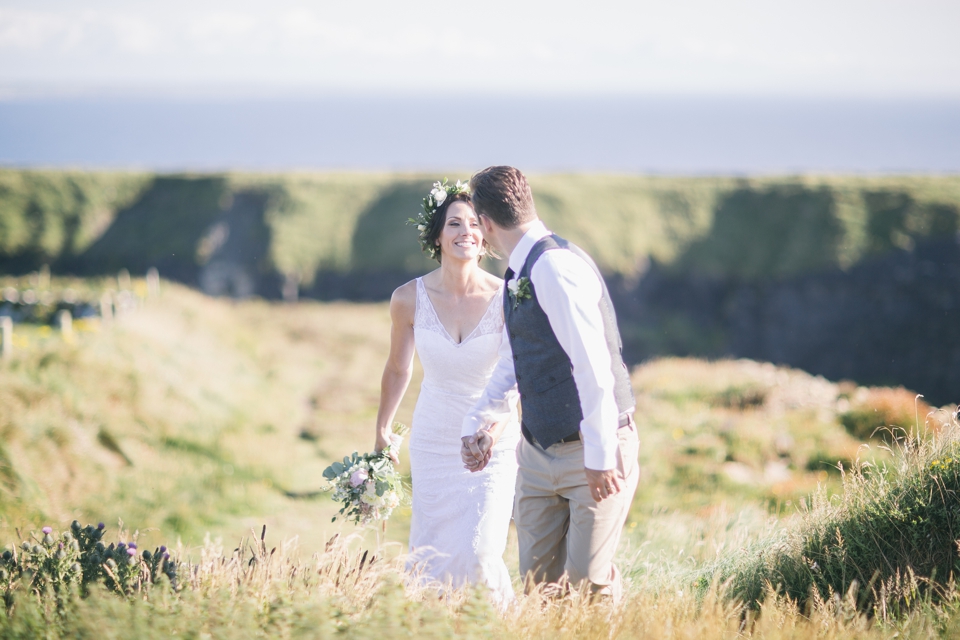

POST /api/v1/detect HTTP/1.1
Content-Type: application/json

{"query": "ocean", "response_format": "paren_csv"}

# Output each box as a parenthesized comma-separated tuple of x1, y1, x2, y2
(1, 95, 958, 173)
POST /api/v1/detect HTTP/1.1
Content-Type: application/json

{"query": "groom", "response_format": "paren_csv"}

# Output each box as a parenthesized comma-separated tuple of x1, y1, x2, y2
(461, 166, 639, 601)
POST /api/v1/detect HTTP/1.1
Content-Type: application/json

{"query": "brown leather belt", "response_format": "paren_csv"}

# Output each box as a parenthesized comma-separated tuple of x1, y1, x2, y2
(526, 411, 635, 445)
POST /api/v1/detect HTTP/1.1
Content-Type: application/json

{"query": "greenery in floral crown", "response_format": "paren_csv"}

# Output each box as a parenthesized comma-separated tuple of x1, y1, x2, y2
(407, 178, 470, 260)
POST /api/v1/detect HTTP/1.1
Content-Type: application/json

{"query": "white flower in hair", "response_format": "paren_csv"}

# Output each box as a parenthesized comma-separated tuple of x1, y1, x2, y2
(431, 188, 447, 206)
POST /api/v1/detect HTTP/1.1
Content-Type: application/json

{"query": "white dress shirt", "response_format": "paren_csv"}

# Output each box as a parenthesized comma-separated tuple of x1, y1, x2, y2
(462, 220, 622, 471)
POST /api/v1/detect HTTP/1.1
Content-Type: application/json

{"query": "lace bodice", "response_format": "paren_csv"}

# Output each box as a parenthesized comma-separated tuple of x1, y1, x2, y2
(412, 278, 506, 398)
(413, 278, 503, 344)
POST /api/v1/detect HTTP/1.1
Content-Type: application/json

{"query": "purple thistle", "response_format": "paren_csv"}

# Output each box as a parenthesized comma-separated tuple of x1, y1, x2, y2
(42, 527, 52, 535)
(162, 552, 170, 560)
(97, 523, 105, 530)
(159, 545, 167, 553)
(126, 547, 137, 556)
(128, 542, 137, 549)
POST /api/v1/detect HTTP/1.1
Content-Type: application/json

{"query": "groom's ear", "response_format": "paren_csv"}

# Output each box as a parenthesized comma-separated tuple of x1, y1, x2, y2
(478, 213, 495, 234)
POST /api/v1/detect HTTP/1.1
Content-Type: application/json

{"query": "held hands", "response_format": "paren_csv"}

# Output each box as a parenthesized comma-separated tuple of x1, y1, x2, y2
(461, 428, 495, 472)
(585, 467, 625, 502)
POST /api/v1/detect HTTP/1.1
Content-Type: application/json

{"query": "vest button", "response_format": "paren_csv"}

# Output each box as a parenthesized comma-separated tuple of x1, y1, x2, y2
(516, 374, 522, 382)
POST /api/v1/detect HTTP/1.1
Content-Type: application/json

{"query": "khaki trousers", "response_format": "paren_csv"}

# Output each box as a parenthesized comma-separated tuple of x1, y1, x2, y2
(514, 422, 639, 601)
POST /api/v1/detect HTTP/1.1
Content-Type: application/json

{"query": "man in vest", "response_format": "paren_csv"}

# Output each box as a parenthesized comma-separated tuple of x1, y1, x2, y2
(461, 165, 639, 601)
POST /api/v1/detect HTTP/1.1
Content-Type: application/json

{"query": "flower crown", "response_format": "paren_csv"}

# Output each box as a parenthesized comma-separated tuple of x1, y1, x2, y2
(408, 178, 470, 260)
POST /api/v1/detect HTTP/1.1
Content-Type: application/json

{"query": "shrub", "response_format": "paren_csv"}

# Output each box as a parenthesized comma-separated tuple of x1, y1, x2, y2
(0, 521, 176, 604)
(840, 387, 933, 442)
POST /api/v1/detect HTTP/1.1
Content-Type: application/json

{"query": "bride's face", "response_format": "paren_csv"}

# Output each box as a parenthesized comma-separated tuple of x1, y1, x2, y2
(436, 201, 483, 262)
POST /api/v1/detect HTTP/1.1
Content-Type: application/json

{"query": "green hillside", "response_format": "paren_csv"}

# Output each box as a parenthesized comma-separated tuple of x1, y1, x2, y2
(2, 170, 959, 286)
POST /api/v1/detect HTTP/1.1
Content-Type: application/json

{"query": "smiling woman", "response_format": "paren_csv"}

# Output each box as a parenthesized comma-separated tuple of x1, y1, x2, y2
(419, 192, 486, 264)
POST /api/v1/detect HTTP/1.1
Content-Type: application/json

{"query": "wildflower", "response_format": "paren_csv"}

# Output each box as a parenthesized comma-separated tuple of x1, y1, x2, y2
(97, 522, 105, 530)
(128, 542, 137, 549)
(159, 545, 167, 553)
(126, 547, 137, 556)
(42, 526, 52, 535)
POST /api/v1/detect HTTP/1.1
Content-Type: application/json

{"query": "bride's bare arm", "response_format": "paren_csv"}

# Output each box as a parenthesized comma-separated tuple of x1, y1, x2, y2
(374, 282, 417, 459)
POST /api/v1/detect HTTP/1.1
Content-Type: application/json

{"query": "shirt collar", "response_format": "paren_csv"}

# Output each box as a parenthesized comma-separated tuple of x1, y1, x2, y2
(507, 220, 551, 275)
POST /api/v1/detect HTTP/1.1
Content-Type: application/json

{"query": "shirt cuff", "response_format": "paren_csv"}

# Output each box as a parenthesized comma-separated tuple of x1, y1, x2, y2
(461, 415, 485, 439)
(583, 437, 618, 471)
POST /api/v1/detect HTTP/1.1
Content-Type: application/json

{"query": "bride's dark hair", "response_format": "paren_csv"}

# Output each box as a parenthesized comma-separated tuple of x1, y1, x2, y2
(422, 192, 492, 264)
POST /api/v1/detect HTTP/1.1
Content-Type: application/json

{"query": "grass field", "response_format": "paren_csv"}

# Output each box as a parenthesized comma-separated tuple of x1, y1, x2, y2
(2, 277, 959, 637)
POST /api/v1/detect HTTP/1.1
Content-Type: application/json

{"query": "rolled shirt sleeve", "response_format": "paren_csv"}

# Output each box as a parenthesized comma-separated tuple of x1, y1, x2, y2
(531, 250, 620, 471)
(461, 324, 520, 438)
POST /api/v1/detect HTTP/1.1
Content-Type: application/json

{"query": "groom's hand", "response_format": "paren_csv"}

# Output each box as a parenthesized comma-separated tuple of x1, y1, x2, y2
(585, 467, 624, 502)
(461, 434, 493, 473)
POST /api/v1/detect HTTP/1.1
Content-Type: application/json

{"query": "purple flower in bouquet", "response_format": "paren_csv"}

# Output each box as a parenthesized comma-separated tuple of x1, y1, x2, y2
(350, 468, 368, 487)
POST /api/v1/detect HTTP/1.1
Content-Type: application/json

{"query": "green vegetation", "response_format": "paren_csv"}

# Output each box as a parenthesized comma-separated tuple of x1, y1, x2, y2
(704, 427, 960, 618)
(2, 170, 959, 286)
(2, 278, 960, 636)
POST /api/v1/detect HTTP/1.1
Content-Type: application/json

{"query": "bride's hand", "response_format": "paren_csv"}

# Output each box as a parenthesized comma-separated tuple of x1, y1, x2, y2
(462, 426, 498, 473)
(375, 434, 400, 465)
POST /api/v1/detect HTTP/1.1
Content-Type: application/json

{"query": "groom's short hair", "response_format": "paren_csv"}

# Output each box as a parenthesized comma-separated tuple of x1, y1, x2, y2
(470, 166, 536, 229)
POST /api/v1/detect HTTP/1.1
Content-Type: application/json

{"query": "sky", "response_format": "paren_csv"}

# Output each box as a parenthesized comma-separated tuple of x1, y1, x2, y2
(1, 0, 959, 98)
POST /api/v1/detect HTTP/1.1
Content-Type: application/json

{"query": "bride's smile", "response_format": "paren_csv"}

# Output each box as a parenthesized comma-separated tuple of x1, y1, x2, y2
(437, 201, 483, 261)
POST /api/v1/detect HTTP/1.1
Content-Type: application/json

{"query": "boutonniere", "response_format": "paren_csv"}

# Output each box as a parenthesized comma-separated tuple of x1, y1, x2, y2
(507, 277, 532, 310)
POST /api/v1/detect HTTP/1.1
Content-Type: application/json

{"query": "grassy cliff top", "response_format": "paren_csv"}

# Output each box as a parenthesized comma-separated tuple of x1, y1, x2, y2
(2, 170, 959, 284)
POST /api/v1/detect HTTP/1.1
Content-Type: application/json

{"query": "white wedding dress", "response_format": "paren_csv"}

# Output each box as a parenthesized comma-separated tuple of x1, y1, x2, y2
(407, 277, 521, 601)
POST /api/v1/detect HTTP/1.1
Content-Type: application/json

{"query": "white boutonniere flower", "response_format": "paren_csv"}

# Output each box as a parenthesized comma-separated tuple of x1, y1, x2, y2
(507, 276, 532, 309)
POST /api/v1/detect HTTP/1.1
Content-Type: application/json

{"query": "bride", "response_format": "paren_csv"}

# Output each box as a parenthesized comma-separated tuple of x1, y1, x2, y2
(373, 180, 520, 601)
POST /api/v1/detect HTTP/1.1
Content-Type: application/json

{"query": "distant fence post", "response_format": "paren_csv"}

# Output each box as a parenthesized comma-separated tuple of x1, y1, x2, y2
(146, 268, 160, 298)
(58, 309, 74, 343)
(1, 317, 12, 359)
(282, 272, 300, 303)
(100, 292, 113, 325)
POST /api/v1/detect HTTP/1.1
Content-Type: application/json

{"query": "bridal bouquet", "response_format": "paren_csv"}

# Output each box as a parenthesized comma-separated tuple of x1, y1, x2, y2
(322, 423, 408, 526)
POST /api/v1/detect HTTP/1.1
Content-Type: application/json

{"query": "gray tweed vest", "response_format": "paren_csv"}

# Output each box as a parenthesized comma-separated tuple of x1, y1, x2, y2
(504, 234, 635, 448)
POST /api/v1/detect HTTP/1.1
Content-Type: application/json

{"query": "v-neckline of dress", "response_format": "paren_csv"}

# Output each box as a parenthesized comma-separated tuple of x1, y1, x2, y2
(418, 278, 502, 347)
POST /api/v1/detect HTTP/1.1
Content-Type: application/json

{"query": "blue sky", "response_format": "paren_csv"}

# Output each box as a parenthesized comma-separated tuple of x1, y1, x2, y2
(1, 0, 958, 98)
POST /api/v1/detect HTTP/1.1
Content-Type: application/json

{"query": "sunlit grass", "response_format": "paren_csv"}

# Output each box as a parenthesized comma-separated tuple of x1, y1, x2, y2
(3, 278, 959, 637)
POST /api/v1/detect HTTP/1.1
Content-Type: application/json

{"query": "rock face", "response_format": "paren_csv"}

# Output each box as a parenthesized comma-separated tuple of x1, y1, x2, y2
(610, 236, 960, 405)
